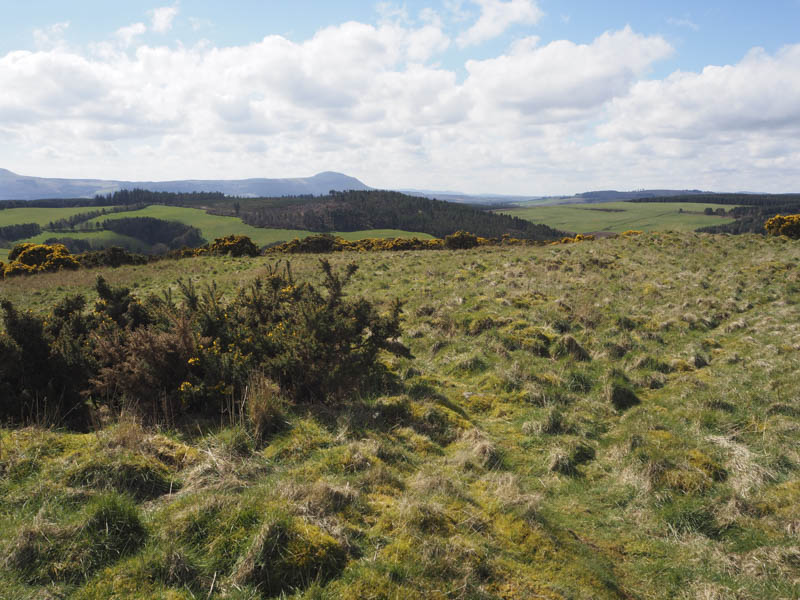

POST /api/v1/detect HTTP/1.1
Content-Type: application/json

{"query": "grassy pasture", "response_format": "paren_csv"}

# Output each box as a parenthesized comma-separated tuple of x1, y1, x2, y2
(500, 201, 739, 233)
(0, 204, 433, 262)
(86, 205, 433, 246)
(0, 206, 116, 227)
(1, 232, 799, 598)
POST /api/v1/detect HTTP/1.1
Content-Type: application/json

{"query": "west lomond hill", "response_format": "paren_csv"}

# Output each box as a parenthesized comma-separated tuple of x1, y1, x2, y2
(0, 168, 370, 200)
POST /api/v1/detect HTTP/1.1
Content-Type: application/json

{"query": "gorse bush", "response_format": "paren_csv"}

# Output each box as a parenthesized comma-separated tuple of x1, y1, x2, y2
(444, 230, 479, 249)
(207, 234, 260, 256)
(3, 243, 149, 278)
(764, 213, 800, 238)
(0, 295, 93, 428)
(0, 260, 410, 427)
(3, 242, 79, 276)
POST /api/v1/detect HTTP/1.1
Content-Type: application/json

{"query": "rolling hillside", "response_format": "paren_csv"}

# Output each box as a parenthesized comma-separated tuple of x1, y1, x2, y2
(0, 231, 798, 598)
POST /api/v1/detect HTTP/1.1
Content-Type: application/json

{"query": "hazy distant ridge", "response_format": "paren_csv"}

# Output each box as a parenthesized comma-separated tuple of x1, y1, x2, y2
(0, 169, 370, 200)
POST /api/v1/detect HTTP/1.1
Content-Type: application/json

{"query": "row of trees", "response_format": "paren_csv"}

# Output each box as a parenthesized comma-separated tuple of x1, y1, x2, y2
(102, 217, 205, 250)
(0, 222, 40, 246)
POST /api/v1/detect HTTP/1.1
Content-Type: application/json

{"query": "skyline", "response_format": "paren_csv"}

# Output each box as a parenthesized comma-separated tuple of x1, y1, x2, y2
(1, 1, 799, 195)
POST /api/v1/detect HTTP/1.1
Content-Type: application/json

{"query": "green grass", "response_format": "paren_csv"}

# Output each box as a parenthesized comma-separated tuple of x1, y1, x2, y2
(499, 201, 739, 233)
(0, 205, 432, 262)
(8, 230, 150, 252)
(86, 205, 433, 246)
(0, 206, 116, 227)
(1, 232, 799, 598)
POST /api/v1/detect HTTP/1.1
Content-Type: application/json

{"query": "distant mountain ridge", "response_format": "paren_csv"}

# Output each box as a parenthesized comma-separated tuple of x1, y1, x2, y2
(0, 169, 370, 200)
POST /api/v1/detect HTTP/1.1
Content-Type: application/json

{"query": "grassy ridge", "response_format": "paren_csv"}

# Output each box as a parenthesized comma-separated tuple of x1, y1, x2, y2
(1, 232, 799, 598)
(500, 201, 739, 233)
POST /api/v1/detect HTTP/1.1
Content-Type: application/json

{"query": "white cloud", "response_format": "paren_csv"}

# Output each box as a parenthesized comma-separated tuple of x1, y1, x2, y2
(376, 2, 411, 25)
(33, 21, 70, 50)
(116, 23, 147, 47)
(464, 27, 672, 120)
(457, 0, 543, 48)
(599, 44, 800, 142)
(149, 5, 179, 34)
(1, 17, 799, 194)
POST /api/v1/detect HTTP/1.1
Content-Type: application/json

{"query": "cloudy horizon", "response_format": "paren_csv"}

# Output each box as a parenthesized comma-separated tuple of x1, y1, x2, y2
(1, 0, 799, 195)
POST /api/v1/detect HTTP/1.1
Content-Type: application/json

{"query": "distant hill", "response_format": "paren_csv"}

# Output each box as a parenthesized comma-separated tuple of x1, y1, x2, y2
(0, 168, 370, 200)
(240, 189, 564, 241)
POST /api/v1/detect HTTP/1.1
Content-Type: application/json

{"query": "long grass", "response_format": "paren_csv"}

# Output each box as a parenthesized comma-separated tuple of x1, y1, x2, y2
(1, 231, 798, 599)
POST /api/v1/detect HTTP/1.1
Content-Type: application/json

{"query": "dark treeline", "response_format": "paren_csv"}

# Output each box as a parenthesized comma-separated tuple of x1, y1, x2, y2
(44, 237, 94, 253)
(0, 223, 41, 245)
(48, 204, 146, 231)
(102, 216, 205, 249)
(0, 197, 120, 210)
(242, 190, 563, 240)
(631, 193, 800, 234)
(0, 189, 228, 211)
(94, 188, 228, 206)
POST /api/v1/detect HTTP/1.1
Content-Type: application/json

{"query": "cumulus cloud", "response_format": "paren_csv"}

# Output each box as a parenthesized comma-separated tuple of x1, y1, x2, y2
(1, 14, 799, 193)
(149, 5, 179, 33)
(116, 23, 147, 46)
(457, 0, 543, 48)
(465, 27, 672, 120)
(599, 44, 800, 141)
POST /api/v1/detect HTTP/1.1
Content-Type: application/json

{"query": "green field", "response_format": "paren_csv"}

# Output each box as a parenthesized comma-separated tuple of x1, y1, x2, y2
(0, 204, 434, 262)
(0, 206, 115, 227)
(87, 205, 433, 246)
(0, 231, 149, 263)
(1, 232, 798, 598)
(500, 201, 738, 233)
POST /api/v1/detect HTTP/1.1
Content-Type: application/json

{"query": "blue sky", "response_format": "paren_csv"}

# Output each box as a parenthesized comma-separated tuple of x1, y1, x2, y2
(1, 0, 799, 194)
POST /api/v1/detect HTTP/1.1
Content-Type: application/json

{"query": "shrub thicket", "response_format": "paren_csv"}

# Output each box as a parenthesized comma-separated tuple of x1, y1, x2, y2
(0, 260, 410, 427)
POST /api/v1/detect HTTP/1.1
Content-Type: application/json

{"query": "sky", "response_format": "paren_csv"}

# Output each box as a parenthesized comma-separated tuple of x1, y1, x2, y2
(1, 1, 799, 195)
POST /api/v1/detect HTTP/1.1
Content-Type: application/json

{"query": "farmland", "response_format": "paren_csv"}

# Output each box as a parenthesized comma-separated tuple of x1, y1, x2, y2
(0, 204, 434, 262)
(499, 201, 739, 234)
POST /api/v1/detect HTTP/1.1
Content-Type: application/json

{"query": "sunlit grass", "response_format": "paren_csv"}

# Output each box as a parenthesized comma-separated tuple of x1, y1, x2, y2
(499, 201, 740, 233)
(1, 231, 799, 598)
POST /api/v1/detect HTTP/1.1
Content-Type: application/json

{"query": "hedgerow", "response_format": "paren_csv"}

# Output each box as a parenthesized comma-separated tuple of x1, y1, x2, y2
(0, 260, 410, 427)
